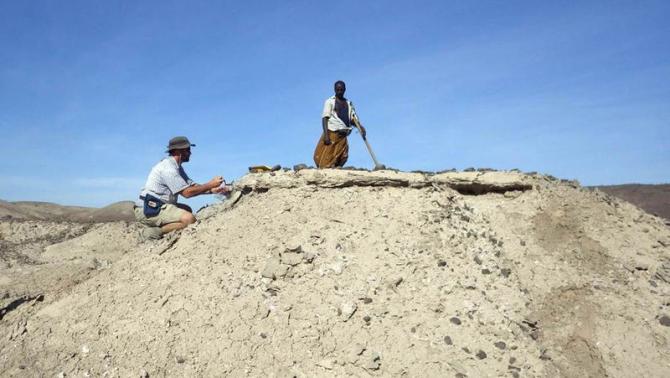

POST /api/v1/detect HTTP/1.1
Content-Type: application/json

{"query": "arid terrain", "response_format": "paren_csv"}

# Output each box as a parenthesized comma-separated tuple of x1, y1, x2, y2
(0, 200, 135, 223)
(1, 169, 670, 377)
(593, 184, 670, 222)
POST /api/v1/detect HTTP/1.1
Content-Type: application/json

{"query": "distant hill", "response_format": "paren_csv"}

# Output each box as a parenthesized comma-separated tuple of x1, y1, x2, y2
(591, 184, 670, 222)
(0, 200, 135, 222)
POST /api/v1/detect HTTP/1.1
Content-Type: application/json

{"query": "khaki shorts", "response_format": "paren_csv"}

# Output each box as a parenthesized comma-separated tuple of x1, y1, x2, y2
(134, 203, 188, 227)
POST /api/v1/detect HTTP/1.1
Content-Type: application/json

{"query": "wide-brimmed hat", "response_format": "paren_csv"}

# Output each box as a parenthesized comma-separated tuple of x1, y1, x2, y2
(166, 136, 196, 152)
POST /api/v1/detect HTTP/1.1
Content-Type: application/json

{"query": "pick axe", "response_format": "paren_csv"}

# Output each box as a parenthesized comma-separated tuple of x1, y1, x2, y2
(353, 118, 386, 170)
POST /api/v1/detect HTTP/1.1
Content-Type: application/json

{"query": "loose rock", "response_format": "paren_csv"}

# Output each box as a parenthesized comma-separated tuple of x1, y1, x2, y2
(261, 258, 289, 280)
(280, 252, 303, 266)
(340, 302, 357, 322)
(494, 341, 507, 350)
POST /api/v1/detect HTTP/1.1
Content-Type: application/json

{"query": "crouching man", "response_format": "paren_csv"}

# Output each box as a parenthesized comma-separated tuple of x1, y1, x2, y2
(135, 136, 229, 240)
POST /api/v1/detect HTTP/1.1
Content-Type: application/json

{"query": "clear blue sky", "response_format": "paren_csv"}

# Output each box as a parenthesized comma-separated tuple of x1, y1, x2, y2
(1, 1, 669, 208)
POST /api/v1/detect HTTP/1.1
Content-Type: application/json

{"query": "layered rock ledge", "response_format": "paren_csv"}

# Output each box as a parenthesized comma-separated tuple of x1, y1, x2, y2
(236, 168, 535, 194)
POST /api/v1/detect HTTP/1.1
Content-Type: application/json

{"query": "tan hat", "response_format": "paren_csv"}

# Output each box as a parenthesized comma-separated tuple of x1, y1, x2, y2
(166, 136, 195, 152)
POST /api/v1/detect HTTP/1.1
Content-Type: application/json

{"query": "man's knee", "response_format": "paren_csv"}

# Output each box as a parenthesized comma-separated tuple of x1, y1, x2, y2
(180, 211, 196, 225)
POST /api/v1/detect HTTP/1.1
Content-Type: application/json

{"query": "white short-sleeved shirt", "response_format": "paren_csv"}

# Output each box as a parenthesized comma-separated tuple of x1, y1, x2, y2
(137, 157, 194, 206)
(322, 96, 358, 131)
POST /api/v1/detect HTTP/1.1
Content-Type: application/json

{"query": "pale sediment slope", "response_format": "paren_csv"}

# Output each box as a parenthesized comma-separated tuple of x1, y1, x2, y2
(1, 169, 669, 377)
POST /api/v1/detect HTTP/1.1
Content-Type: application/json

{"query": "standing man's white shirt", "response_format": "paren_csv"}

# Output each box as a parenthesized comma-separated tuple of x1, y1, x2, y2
(322, 96, 358, 132)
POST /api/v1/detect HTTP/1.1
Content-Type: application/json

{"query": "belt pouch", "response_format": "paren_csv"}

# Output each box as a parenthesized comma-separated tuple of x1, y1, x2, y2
(143, 194, 164, 217)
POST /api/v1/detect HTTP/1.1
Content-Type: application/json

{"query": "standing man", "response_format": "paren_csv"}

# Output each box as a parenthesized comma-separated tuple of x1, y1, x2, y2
(313, 80, 367, 168)
(135, 136, 229, 240)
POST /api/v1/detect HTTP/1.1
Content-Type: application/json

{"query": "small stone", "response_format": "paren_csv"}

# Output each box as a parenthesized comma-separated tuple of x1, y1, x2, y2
(293, 163, 308, 171)
(303, 252, 316, 263)
(285, 242, 302, 253)
(365, 352, 381, 370)
(462, 347, 471, 354)
(520, 240, 526, 246)
(476, 350, 487, 359)
(331, 261, 345, 275)
(437, 260, 447, 267)
(450, 317, 462, 325)
(509, 357, 516, 364)
(280, 252, 303, 266)
(363, 315, 371, 322)
(317, 359, 334, 370)
(410, 327, 416, 333)
(261, 258, 289, 280)
(659, 315, 670, 327)
(494, 341, 507, 350)
(481, 269, 491, 275)
(444, 336, 453, 345)
(539, 349, 551, 360)
(500, 268, 511, 278)
(260, 332, 267, 339)
(361, 297, 373, 304)
(340, 302, 358, 321)
(474, 256, 482, 265)
(175, 356, 185, 364)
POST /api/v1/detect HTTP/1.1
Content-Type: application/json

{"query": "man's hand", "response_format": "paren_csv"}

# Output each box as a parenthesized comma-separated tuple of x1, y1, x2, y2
(359, 124, 367, 139)
(208, 176, 224, 189)
(212, 185, 231, 195)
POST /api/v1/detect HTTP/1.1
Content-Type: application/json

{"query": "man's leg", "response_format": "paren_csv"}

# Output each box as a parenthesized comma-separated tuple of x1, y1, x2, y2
(158, 204, 196, 235)
(314, 131, 348, 168)
(160, 212, 196, 234)
(134, 206, 163, 240)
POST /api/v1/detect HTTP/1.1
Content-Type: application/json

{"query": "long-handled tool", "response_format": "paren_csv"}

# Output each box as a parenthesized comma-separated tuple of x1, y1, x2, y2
(353, 119, 386, 170)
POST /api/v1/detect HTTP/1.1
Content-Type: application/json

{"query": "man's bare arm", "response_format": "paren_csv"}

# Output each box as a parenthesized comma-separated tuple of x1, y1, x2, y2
(180, 176, 223, 198)
(322, 117, 331, 145)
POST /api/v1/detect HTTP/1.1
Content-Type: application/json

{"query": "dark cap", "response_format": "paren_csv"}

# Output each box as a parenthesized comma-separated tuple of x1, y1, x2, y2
(166, 136, 195, 152)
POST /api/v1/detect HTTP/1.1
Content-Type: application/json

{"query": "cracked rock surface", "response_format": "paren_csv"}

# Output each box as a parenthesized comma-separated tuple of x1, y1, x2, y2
(1, 169, 670, 377)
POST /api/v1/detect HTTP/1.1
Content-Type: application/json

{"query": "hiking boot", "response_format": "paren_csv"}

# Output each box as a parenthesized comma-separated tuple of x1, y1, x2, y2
(140, 226, 163, 241)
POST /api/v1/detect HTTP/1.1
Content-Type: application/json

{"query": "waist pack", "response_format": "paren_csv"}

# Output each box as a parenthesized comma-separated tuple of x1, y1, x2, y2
(142, 194, 164, 218)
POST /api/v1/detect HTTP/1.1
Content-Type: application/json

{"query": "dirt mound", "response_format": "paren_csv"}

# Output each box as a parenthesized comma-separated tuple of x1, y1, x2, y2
(0, 200, 135, 223)
(1, 169, 669, 377)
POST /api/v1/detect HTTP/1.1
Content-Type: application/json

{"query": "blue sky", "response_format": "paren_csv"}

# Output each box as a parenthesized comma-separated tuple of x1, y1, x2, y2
(1, 1, 668, 208)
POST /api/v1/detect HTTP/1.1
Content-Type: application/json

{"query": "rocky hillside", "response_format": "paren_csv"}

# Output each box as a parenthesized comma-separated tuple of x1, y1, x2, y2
(593, 184, 670, 222)
(0, 200, 135, 223)
(1, 169, 669, 377)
